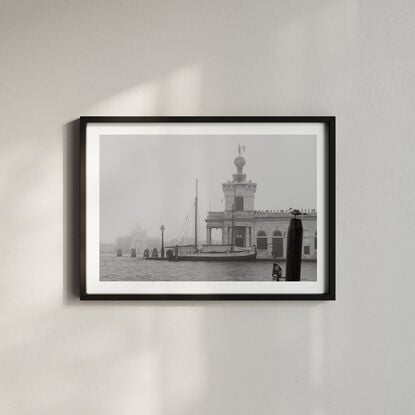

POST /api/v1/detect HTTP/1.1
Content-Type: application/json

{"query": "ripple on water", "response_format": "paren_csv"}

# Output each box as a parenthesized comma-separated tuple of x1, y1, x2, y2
(100, 255, 317, 282)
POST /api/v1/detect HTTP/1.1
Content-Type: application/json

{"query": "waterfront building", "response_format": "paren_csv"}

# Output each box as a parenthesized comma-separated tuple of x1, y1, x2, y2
(205, 149, 317, 259)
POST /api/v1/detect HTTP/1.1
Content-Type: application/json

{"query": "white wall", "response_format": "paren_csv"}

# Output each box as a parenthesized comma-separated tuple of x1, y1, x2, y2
(1, 1, 415, 414)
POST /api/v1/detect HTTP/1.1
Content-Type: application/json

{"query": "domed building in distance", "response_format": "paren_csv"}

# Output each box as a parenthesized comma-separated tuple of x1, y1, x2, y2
(204, 147, 317, 260)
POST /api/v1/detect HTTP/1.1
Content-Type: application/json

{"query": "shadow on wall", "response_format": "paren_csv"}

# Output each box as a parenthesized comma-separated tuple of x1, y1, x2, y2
(63, 119, 81, 301)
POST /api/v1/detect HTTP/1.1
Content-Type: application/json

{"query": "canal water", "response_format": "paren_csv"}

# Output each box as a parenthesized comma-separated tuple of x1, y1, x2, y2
(100, 254, 317, 281)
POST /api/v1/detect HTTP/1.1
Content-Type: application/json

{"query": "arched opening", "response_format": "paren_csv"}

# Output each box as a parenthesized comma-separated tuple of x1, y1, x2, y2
(256, 230, 267, 250)
(272, 230, 283, 258)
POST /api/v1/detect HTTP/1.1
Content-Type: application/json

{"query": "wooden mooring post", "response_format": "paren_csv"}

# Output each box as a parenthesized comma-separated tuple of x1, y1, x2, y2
(285, 218, 303, 281)
(131, 248, 136, 257)
(116, 248, 122, 257)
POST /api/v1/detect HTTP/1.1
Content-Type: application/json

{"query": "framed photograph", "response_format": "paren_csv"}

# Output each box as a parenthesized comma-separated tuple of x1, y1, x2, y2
(80, 116, 335, 300)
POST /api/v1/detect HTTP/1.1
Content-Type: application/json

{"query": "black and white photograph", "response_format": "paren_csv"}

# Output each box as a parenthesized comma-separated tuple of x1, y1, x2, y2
(7, 1, 415, 412)
(82, 117, 335, 299)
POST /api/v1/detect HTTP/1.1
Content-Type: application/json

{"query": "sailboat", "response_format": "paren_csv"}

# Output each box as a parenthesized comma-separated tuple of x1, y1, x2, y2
(167, 180, 257, 261)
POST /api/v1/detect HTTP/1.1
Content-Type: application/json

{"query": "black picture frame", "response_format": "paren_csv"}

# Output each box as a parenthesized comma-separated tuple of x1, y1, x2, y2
(80, 116, 335, 301)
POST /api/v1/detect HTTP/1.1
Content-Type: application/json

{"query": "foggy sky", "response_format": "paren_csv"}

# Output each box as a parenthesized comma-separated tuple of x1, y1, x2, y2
(100, 134, 316, 243)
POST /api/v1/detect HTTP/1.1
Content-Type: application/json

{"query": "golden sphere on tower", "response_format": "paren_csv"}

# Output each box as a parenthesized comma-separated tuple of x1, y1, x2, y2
(234, 155, 246, 169)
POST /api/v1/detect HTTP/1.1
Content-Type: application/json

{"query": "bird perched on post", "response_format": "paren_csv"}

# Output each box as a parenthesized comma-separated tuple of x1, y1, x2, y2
(288, 208, 302, 218)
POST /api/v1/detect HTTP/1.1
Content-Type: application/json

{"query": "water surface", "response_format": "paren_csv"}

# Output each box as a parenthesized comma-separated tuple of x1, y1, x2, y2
(100, 254, 317, 281)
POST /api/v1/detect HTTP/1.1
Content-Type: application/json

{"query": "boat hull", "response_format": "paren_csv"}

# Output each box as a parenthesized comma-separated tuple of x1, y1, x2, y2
(173, 252, 257, 262)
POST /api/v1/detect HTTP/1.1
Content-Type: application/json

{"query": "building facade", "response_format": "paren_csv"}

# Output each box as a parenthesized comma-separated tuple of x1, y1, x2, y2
(205, 149, 317, 259)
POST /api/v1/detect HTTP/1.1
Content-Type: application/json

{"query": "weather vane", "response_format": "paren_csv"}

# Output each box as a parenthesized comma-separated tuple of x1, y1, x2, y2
(238, 144, 245, 155)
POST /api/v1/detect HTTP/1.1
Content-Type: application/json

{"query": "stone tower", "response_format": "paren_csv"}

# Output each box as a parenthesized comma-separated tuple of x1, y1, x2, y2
(222, 145, 257, 212)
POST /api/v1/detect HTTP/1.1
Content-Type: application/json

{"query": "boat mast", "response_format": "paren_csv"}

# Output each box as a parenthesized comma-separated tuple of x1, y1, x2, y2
(231, 182, 236, 251)
(194, 179, 198, 251)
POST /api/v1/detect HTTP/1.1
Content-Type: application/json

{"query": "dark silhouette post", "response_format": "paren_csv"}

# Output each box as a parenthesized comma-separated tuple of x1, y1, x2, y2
(160, 224, 165, 258)
(272, 263, 283, 281)
(131, 248, 136, 257)
(116, 248, 122, 257)
(286, 217, 303, 281)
